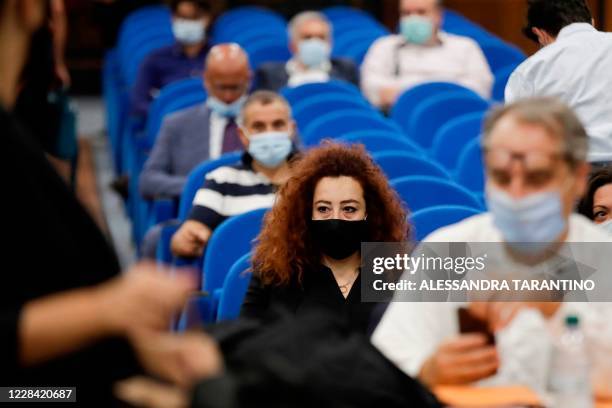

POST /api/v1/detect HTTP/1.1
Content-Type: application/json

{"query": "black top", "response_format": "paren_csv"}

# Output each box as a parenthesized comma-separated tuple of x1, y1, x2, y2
(254, 58, 360, 92)
(0, 107, 139, 405)
(240, 264, 376, 334)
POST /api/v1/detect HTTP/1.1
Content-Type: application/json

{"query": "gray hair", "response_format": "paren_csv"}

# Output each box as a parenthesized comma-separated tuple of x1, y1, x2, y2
(288, 11, 332, 42)
(482, 97, 589, 165)
(240, 91, 293, 125)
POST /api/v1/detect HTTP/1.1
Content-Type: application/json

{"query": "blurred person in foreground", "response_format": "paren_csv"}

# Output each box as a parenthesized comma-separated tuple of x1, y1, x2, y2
(139, 43, 251, 259)
(170, 91, 297, 258)
(506, 0, 612, 166)
(255, 11, 359, 91)
(241, 142, 408, 334)
(372, 98, 612, 393)
(0, 0, 221, 404)
(361, 0, 492, 110)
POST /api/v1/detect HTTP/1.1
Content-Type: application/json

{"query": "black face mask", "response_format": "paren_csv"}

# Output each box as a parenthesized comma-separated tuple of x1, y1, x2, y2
(310, 219, 368, 260)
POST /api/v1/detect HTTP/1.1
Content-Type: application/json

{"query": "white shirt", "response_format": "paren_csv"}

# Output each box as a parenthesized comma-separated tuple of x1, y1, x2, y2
(505, 23, 612, 163)
(361, 32, 493, 106)
(285, 58, 331, 88)
(208, 110, 229, 160)
(372, 213, 612, 391)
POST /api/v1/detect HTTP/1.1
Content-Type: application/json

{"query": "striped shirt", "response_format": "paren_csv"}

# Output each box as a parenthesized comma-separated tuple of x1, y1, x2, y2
(188, 154, 277, 229)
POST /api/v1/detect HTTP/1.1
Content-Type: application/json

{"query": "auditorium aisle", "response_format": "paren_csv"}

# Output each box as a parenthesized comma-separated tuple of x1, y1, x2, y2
(74, 97, 136, 268)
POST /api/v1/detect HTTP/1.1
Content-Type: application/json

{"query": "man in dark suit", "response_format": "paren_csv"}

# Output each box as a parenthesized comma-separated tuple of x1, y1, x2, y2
(139, 43, 251, 258)
(255, 11, 359, 92)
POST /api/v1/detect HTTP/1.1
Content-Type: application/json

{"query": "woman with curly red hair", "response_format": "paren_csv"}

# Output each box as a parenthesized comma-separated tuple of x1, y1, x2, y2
(240, 142, 410, 333)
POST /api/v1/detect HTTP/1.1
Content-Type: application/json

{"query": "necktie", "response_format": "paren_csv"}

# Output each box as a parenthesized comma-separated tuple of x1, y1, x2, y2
(221, 118, 241, 154)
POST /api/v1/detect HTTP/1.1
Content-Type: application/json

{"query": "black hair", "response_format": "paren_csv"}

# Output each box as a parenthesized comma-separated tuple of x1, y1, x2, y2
(523, 0, 592, 42)
(577, 166, 612, 220)
(169, 0, 212, 13)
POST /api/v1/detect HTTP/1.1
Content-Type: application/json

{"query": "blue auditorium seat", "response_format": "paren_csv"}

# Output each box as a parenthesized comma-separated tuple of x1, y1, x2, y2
(391, 176, 484, 212)
(281, 80, 361, 106)
(292, 94, 373, 130)
(479, 40, 526, 73)
(217, 252, 253, 321)
(410, 205, 482, 241)
(177, 152, 243, 221)
(245, 41, 292, 70)
(144, 78, 207, 150)
(391, 82, 481, 135)
(333, 29, 387, 57)
(202, 208, 268, 321)
(213, 7, 286, 43)
(373, 151, 450, 180)
(455, 138, 486, 193)
(339, 131, 423, 154)
(493, 64, 519, 101)
(406, 92, 490, 148)
(432, 112, 485, 170)
(302, 109, 399, 146)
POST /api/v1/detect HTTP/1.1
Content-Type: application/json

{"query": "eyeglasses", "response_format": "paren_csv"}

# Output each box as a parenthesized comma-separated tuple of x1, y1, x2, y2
(484, 148, 573, 188)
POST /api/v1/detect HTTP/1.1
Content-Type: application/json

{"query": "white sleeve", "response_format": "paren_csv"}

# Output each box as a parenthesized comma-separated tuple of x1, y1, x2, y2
(504, 69, 533, 102)
(360, 37, 400, 107)
(371, 301, 458, 377)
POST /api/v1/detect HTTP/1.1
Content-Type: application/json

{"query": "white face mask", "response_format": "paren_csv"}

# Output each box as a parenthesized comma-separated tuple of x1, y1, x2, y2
(172, 18, 206, 45)
(598, 219, 612, 234)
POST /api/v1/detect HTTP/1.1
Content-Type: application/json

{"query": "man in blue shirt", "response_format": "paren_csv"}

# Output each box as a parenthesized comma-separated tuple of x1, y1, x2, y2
(131, 0, 213, 117)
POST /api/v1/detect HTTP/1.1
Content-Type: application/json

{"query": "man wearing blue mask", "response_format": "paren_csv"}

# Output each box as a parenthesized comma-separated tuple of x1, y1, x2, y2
(139, 43, 250, 258)
(361, 0, 492, 109)
(255, 11, 359, 91)
(373, 98, 612, 391)
(131, 0, 212, 118)
(171, 91, 297, 258)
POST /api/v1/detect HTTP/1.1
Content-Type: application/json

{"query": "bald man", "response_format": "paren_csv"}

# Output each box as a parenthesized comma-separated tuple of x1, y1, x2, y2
(139, 43, 251, 258)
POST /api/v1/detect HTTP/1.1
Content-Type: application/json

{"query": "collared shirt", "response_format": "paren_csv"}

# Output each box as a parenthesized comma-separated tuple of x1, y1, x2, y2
(372, 213, 612, 390)
(188, 154, 278, 230)
(285, 58, 332, 88)
(131, 43, 209, 116)
(505, 23, 612, 163)
(208, 109, 230, 160)
(361, 32, 493, 106)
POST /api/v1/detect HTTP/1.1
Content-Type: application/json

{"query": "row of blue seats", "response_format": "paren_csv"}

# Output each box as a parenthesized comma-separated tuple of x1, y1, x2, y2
(167, 182, 485, 324)
(217, 199, 481, 321)
(132, 79, 489, 248)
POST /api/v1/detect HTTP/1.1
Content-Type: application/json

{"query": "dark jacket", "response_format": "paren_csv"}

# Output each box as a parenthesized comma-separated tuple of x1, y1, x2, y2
(240, 265, 376, 334)
(255, 58, 360, 92)
(0, 107, 140, 406)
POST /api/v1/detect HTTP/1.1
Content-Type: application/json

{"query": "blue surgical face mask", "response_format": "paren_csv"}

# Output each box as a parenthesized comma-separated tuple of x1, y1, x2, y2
(206, 95, 246, 118)
(400, 15, 434, 45)
(298, 38, 331, 68)
(247, 131, 292, 168)
(172, 18, 206, 45)
(487, 186, 567, 250)
(598, 219, 612, 234)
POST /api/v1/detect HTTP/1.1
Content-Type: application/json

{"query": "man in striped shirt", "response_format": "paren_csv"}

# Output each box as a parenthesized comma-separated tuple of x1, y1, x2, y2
(171, 91, 297, 257)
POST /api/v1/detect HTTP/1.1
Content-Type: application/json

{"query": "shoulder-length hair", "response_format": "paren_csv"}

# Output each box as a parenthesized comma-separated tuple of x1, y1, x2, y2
(253, 142, 410, 287)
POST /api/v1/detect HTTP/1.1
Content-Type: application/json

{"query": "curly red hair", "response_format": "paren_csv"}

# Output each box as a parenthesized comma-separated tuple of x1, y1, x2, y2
(253, 142, 410, 287)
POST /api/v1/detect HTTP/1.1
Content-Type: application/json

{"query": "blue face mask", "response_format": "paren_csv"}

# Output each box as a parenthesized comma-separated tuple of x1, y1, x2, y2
(248, 131, 292, 168)
(207, 95, 246, 118)
(298, 38, 331, 68)
(400, 15, 434, 45)
(172, 18, 206, 45)
(487, 187, 567, 252)
(598, 219, 612, 235)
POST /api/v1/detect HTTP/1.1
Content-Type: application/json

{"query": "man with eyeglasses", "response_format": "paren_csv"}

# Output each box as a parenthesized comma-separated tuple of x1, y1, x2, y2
(373, 98, 612, 392)
(139, 43, 251, 258)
